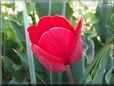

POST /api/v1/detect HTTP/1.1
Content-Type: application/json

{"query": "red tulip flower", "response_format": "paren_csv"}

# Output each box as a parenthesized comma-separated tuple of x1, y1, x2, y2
(27, 15, 83, 73)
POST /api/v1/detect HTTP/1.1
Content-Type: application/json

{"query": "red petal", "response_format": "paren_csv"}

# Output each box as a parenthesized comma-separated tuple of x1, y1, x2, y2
(38, 27, 75, 64)
(31, 44, 66, 73)
(70, 35, 83, 64)
(75, 17, 83, 35)
(27, 15, 75, 44)
(37, 15, 75, 36)
(38, 15, 75, 32)
(69, 18, 83, 64)
(27, 26, 41, 44)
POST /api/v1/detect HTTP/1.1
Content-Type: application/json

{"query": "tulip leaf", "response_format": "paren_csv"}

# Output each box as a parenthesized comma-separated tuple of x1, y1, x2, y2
(34, 56, 46, 74)
(71, 58, 84, 83)
(105, 67, 113, 84)
(3, 57, 26, 82)
(85, 74, 92, 84)
(92, 47, 111, 84)
(105, 54, 114, 73)
(95, 0, 114, 43)
(110, 74, 114, 84)
(13, 49, 47, 84)
(35, 1, 48, 17)
(6, 30, 15, 40)
(83, 31, 97, 64)
(35, 0, 63, 17)
(9, 19, 25, 41)
(13, 49, 29, 73)
(66, 2, 73, 19)
(105, 54, 114, 84)
(93, 37, 103, 55)
(8, 78, 28, 85)
(79, 37, 114, 84)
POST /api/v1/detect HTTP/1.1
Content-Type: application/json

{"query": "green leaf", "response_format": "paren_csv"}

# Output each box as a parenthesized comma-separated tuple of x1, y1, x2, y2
(35, 0, 63, 17)
(9, 19, 25, 41)
(110, 74, 114, 84)
(13, 49, 29, 73)
(66, 2, 74, 19)
(3, 57, 26, 82)
(4, 39, 19, 61)
(93, 37, 103, 55)
(95, 0, 114, 43)
(51, 2, 63, 15)
(79, 38, 114, 84)
(103, 54, 114, 84)
(35, 1, 49, 17)
(85, 74, 92, 84)
(66, 2, 76, 26)
(105, 24, 114, 34)
(2, 3, 15, 10)
(85, 12, 95, 24)
(83, 31, 97, 64)
(15, 12, 24, 24)
(105, 54, 114, 72)
(71, 58, 84, 83)
(8, 78, 28, 85)
(105, 67, 113, 84)
(92, 46, 111, 84)
(34, 56, 46, 74)
(6, 30, 15, 40)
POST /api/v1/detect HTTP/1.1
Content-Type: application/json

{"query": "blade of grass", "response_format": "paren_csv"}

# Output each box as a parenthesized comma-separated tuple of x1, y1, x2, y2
(22, 0, 36, 84)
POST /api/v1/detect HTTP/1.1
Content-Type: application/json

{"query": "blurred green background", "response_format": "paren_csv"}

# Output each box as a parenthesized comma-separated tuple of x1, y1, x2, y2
(1, 0, 114, 85)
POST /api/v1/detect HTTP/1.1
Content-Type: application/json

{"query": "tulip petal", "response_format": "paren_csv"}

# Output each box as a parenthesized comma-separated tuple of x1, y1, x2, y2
(75, 17, 83, 36)
(27, 15, 75, 44)
(70, 35, 83, 64)
(37, 15, 75, 35)
(69, 18, 83, 64)
(31, 44, 66, 73)
(27, 26, 42, 44)
(38, 27, 75, 64)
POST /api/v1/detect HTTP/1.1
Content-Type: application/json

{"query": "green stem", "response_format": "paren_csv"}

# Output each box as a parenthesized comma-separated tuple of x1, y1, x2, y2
(62, 0, 67, 16)
(48, 0, 53, 84)
(66, 65, 75, 84)
(0, 0, 2, 84)
(48, 0, 52, 16)
(29, 10, 36, 25)
(49, 71, 53, 84)
(59, 73, 62, 84)
(112, 44, 114, 68)
(22, 0, 36, 84)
